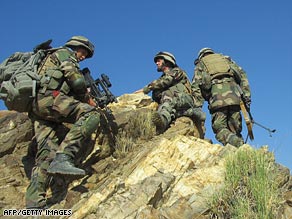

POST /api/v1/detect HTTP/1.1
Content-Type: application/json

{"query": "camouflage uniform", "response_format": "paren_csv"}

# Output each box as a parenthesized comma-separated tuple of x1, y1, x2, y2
(191, 48, 251, 147)
(26, 36, 100, 209)
(143, 52, 205, 134)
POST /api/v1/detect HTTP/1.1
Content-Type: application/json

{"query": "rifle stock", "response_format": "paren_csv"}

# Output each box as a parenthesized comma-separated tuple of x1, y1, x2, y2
(236, 84, 254, 141)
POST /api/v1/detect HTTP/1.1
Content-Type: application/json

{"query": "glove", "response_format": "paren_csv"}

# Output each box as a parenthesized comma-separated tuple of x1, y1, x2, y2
(143, 86, 151, 94)
(243, 96, 251, 110)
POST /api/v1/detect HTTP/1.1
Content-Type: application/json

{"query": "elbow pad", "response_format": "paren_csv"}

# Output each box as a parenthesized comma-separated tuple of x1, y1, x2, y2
(67, 72, 87, 94)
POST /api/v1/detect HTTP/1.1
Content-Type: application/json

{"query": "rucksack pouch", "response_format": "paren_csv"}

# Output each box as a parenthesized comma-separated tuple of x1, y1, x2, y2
(0, 52, 33, 84)
(0, 44, 60, 112)
(0, 70, 39, 112)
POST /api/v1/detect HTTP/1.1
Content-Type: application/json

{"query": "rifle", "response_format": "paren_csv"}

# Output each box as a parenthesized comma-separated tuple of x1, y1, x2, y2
(236, 84, 254, 141)
(239, 97, 254, 142)
(81, 67, 117, 110)
(236, 85, 276, 142)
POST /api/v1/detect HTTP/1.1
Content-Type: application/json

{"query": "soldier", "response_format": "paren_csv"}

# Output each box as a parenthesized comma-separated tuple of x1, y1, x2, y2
(191, 47, 251, 147)
(136, 51, 205, 134)
(26, 36, 101, 209)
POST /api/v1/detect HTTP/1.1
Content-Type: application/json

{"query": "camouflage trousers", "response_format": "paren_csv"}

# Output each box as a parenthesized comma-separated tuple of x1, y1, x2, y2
(211, 105, 244, 147)
(25, 121, 68, 208)
(157, 92, 196, 126)
(26, 91, 100, 208)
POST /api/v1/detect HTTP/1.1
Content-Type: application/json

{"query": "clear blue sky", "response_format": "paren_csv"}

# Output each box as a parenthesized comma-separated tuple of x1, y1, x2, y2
(1, 1, 291, 171)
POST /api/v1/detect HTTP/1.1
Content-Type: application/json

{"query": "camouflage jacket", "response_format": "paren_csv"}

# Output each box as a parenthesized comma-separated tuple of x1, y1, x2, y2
(38, 47, 88, 102)
(143, 67, 192, 103)
(191, 53, 251, 111)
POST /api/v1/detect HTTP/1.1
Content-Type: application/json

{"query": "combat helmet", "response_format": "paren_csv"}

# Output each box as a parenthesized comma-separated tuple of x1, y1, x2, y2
(65, 36, 95, 58)
(197, 47, 214, 60)
(154, 51, 176, 66)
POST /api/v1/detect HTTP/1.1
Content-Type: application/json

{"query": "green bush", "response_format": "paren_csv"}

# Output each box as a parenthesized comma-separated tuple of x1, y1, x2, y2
(210, 147, 282, 219)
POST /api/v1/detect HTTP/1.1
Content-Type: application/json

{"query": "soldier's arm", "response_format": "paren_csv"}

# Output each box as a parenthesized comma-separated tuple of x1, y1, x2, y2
(60, 60, 87, 95)
(238, 68, 251, 99)
(143, 73, 175, 94)
(191, 67, 205, 107)
(230, 61, 251, 99)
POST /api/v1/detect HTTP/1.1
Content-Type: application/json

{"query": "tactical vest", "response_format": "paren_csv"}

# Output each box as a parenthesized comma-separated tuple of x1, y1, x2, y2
(201, 54, 233, 80)
(38, 48, 72, 95)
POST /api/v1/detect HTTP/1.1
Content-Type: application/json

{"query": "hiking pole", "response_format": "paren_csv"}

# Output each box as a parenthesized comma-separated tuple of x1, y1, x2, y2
(251, 120, 276, 137)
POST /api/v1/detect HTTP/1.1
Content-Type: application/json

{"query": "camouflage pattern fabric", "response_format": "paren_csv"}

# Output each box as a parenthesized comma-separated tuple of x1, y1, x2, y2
(25, 121, 65, 208)
(211, 106, 244, 147)
(143, 67, 201, 130)
(157, 92, 194, 125)
(38, 48, 88, 99)
(26, 47, 100, 208)
(191, 53, 251, 147)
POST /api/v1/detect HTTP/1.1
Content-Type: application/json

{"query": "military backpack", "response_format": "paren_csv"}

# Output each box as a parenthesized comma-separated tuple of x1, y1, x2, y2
(0, 40, 59, 112)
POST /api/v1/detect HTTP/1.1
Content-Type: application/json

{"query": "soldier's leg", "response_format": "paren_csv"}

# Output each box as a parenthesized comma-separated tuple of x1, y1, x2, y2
(153, 93, 202, 133)
(47, 175, 69, 206)
(155, 93, 192, 122)
(26, 120, 59, 209)
(228, 109, 244, 144)
(47, 99, 100, 176)
(151, 96, 175, 133)
(175, 93, 206, 137)
(26, 166, 49, 209)
(212, 110, 243, 147)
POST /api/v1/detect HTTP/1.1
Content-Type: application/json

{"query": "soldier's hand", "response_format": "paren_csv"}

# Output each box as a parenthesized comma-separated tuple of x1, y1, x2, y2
(244, 96, 251, 110)
(88, 97, 97, 107)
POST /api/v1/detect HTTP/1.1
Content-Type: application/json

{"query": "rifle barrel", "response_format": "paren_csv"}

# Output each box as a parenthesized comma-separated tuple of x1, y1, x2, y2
(252, 120, 276, 133)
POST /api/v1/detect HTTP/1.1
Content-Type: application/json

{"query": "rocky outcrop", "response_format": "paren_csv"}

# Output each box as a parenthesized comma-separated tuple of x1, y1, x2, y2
(0, 93, 291, 219)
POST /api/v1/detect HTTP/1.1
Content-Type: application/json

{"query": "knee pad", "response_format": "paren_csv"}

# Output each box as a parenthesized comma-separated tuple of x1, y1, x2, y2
(81, 111, 100, 137)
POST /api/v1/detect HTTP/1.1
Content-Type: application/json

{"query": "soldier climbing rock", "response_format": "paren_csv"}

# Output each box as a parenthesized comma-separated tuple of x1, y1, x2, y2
(136, 51, 205, 134)
(191, 48, 251, 147)
(26, 36, 101, 209)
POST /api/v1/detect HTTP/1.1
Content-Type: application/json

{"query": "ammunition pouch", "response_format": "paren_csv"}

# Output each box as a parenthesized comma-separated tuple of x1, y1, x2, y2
(39, 68, 63, 94)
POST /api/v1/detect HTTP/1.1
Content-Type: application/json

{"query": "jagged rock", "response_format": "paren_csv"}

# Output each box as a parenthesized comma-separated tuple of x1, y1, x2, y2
(108, 93, 157, 113)
(0, 93, 291, 219)
(0, 111, 33, 157)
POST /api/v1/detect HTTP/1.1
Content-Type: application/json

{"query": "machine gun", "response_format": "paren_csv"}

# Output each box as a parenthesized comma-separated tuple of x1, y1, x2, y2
(82, 67, 117, 109)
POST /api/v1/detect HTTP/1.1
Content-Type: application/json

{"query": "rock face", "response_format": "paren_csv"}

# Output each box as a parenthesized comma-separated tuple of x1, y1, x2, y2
(0, 93, 291, 219)
(72, 136, 226, 219)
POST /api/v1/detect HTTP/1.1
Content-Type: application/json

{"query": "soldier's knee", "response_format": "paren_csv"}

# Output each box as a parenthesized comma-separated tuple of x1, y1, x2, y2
(81, 111, 100, 137)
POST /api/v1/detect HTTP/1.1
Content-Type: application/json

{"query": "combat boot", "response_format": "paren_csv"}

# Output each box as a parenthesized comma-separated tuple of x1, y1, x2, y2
(228, 135, 244, 147)
(47, 153, 85, 176)
(151, 112, 168, 134)
(192, 108, 206, 121)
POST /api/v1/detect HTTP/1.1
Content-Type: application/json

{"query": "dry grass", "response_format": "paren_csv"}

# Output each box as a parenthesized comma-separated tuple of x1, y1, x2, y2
(114, 111, 155, 158)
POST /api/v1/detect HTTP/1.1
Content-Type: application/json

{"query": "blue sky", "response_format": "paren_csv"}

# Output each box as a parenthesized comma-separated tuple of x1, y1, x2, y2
(1, 1, 291, 171)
